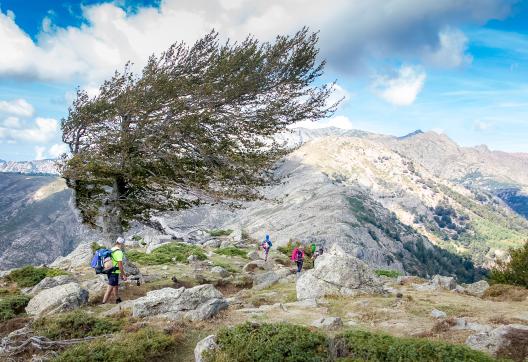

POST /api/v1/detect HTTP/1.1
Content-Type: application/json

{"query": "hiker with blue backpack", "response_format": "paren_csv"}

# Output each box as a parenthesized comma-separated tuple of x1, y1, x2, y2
(91, 237, 127, 304)
(259, 234, 273, 261)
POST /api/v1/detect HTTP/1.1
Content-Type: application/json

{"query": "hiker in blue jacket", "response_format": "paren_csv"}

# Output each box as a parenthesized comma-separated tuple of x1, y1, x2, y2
(260, 234, 273, 261)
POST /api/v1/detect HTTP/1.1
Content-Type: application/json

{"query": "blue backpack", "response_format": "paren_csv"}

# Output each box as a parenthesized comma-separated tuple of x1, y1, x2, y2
(90, 248, 116, 274)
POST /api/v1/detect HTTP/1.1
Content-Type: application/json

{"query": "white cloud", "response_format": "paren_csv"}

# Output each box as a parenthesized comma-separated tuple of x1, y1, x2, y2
(423, 28, 472, 68)
(473, 120, 493, 131)
(34, 146, 46, 160)
(0, 117, 58, 143)
(0, 1, 514, 83)
(293, 115, 353, 130)
(372, 65, 426, 106)
(326, 84, 352, 109)
(0, 98, 34, 117)
(48, 143, 68, 158)
(2, 116, 21, 128)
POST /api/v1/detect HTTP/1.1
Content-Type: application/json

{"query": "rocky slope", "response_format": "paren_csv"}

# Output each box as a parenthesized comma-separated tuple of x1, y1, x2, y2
(0, 174, 98, 270)
(0, 159, 58, 175)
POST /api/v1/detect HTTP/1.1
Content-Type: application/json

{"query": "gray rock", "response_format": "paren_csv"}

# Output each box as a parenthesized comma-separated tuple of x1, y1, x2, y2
(247, 250, 260, 260)
(80, 275, 108, 296)
(195, 335, 217, 362)
(296, 244, 383, 300)
(26, 282, 88, 316)
(242, 260, 269, 273)
(432, 275, 457, 290)
(466, 324, 528, 357)
(50, 242, 93, 271)
(431, 309, 447, 318)
(311, 316, 343, 330)
(24, 275, 76, 296)
(188, 255, 199, 262)
(211, 266, 229, 278)
(132, 284, 227, 321)
(204, 239, 222, 248)
(463, 280, 489, 297)
(253, 268, 292, 290)
(453, 318, 493, 333)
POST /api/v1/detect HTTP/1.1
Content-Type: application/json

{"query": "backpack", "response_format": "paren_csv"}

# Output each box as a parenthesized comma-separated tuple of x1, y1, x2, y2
(295, 249, 304, 261)
(266, 240, 272, 248)
(90, 248, 116, 274)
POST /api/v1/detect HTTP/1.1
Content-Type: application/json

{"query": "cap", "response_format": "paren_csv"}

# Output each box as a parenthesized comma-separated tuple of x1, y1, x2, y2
(116, 237, 125, 244)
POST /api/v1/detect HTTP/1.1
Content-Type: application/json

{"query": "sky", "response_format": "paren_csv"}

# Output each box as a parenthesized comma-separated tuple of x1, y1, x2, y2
(0, 0, 527, 161)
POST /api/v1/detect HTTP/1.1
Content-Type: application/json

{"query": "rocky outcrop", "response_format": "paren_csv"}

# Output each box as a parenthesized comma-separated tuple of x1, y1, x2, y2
(132, 285, 227, 321)
(253, 268, 292, 290)
(463, 280, 490, 297)
(194, 335, 217, 362)
(431, 275, 457, 290)
(25, 282, 89, 316)
(23, 275, 76, 296)
(311, 317, 343, 330)
(50, 242, 93, 271)
(466, 324, 528, 359)
(296, 244, 384, 300)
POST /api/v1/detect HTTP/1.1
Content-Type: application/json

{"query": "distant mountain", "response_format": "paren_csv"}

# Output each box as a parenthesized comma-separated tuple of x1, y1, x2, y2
(0, 159, 59, 175)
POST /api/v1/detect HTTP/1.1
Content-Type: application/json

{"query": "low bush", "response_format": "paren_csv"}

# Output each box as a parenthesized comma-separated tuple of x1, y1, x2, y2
(33, 310, 121, 340)
(481, 284, 528, 302)
(374, 269, 402, 278)
(214, 247, 248, 258)
(208, 229, 233, 237)
(0, 294, 30, 321)
(205, 322, 330, 362)
(52, 328, 177, 362)
(5, 266, 68, 288)
(126, 242, 207, 265)
(489, 241, 528, 288)
(334, 329, 495, 362)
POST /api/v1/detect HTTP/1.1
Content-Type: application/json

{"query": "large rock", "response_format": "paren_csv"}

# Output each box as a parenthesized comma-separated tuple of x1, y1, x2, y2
(246, 250, 260, 260)
(311, 316, 343, 330)
(211, 266, 229, 278)
(132, 284, 227, 321)
(24, 275, 76, 296)
(242, 260, 270, 273)
(26, 282, 89, 316)
(253, 268, 292, 290)
(464, 280, 490, 297)
(466, 324, 528, 359)
(296, 244, 383, 300)
(50, 242, 93, 271)
(431, 275, 457, 290)
(194, 335, 217, 362)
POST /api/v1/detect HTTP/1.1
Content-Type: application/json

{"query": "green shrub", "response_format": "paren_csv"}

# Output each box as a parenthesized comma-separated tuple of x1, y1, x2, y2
(0, 294, 30, 321)
(52, 328, 177, 362)
(91, 242, 104, 253)
(126, 242, 206, 265)
(489, 241, 528, 288)
(214, 247, 248, 258)
(5, 266, 68, 288)
(208, 229, 233, 237)
(334, 330, 495, 362)
(374, 269, 402, 278)
(205, 322, 330, 362)
(277, 239, 301, 257)
(33, 310, 121, 340)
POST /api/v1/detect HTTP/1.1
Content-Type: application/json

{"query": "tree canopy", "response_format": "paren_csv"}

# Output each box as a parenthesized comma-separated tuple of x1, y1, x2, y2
(60, 28, 338, 237)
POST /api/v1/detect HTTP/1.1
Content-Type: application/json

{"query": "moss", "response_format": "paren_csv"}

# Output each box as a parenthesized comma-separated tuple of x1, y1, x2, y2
(52, 328, 177, 362)
(126, 242, 207, 265)
(0, 294, 30, 321)
(208, 229, 233, 237)
(374, 269, 402, 278)
(214, 247, 248, 258)
(205, 322, 330, 362)
(5, 266, 68, 288)
(334, 329, 496, 362)
(33, 310, 121, 340)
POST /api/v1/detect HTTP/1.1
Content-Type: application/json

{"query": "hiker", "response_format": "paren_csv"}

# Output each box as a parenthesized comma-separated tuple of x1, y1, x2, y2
(313, 245, 324, 260)
(291, 244, 305, 275)
(311, 242, 316, 255)
(260, 234, 273, 261)
(102, 237, 127, 304)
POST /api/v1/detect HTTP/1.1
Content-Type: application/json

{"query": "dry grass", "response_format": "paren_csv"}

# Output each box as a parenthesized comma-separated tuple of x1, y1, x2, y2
(482, 284, 528, 302)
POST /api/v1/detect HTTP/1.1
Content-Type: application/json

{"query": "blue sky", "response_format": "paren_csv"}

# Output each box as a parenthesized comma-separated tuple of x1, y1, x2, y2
(0, 0, 527, 161)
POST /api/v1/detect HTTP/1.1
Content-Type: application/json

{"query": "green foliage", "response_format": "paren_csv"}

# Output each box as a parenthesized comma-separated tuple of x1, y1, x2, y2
(5, 266, 68, 288)
(214, 247, 248, 258)
(374, 269, 402, 278)
(52, 328, 176, 362)
(277, 239, 300, 257)
(489, 241, 528, 288)
(208, 229, 233, 237)
(126, 242, 206, 265)
(206, 322, 330, 362)
(335, 330, 496, 362)
(0, 294, 30, 321)
(33, 310, 121, 340)
(60, 28, 336, 231)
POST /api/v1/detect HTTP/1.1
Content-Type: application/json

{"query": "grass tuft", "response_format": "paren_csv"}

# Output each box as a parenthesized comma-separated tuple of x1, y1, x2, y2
(374, 269, 402, 278)
(214, 247, 248, 258)
(126, 243, 207, 265)
(4, 266, 68, 288)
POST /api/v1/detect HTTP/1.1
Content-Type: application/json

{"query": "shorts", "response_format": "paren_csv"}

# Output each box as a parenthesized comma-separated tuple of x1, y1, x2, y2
(107, 273, 119, 286)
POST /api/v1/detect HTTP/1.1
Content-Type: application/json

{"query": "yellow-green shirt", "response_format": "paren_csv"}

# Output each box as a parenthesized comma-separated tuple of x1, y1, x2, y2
(111, 246, 124, 274)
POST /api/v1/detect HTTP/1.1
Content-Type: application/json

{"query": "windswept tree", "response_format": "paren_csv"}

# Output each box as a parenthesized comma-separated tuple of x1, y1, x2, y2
(60, 28, 339, 240)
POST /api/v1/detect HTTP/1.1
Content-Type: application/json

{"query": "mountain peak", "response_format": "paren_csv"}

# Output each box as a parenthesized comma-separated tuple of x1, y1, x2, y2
(398, 129, 423, 140)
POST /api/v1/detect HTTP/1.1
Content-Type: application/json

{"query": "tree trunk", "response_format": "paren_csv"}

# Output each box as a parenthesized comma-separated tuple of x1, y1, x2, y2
(101, 178, 123, 246)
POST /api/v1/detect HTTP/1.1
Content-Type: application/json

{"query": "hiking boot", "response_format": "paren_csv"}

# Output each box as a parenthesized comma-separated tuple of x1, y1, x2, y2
(116, 297, 122, 304)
